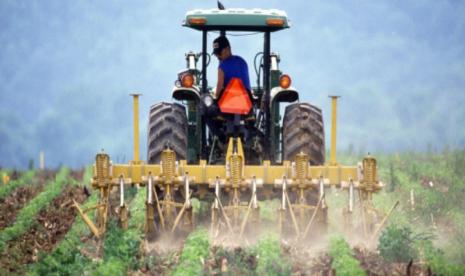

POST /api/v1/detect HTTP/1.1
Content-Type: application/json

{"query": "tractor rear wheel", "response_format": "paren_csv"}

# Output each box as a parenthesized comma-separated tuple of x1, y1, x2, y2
(282, 102, 325, 165)
(147, 102, 188, 163)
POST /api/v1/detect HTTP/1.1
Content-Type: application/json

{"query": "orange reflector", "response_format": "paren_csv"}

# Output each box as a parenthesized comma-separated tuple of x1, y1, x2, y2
(279, 74, 291, 89)
(266, 18, 284, 27)
(181, 73, 194, 87)
(189, 17, 207, 25)
(218, 78, 252, 115)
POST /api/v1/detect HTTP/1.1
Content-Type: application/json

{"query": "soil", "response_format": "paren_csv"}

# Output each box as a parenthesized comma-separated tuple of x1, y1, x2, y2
(10, 170, 22, 181)
(353, 246, 431, 276)
(70, 169, 85, 182)
(138, 236, 183, 275)
(0, 184, 89, 273)
(0, 170, 56, 230)
(204, 245, 257, 275)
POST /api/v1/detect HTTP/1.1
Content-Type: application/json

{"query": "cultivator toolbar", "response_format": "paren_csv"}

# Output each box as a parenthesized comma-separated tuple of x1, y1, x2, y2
(74, 95, 388, 241)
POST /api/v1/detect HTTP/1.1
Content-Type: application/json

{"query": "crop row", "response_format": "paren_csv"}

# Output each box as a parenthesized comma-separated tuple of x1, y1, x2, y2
(90, 185, 146, 274)
(0, 168, 69, 252)
(28, 167, 96, 275)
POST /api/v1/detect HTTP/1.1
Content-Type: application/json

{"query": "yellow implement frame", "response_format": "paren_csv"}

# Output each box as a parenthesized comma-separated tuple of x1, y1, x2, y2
(74, 94, 384, 240)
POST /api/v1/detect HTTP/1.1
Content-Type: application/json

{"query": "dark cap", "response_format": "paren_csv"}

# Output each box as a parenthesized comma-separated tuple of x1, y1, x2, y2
(212, 36, 230, 55)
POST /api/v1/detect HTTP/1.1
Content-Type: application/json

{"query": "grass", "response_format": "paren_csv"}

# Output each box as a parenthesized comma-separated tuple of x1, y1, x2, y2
(0, 167, 69, 252)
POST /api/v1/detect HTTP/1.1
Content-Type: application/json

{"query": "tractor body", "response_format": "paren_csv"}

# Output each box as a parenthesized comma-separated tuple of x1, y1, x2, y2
(151, 8, 307, 166)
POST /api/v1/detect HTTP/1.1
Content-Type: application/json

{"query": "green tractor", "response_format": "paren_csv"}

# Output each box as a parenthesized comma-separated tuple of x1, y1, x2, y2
(77, 6, 384, 242)
(147, 8, 325, 167)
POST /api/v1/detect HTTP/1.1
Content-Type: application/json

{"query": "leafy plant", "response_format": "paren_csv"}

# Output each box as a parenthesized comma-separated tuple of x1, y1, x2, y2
(418, 239, 465, 275)
(90, 186, 146, 274)
(328, 236, 365, 276)
(378, 224, 422, 262)
(255, 233, 291, 276)
(172, 228, 210, 275)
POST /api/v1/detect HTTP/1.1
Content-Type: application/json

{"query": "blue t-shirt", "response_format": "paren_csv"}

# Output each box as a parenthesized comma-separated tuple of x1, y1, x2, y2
(219, 55, 251, 91)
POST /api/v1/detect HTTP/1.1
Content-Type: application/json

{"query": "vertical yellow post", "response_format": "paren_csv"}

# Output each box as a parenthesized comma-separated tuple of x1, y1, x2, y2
(329, 96, 340, 166)
(131, 94, 141, 162)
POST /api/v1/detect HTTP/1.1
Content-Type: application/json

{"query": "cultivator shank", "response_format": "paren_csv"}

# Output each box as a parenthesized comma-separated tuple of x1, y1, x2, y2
(277, 152, 328, 239)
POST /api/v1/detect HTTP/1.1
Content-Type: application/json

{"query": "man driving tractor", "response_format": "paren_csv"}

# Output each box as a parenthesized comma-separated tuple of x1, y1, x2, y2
(212, 35, 251, 98)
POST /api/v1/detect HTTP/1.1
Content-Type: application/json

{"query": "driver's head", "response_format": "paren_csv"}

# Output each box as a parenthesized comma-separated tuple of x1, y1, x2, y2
(212, 36, 230, 60)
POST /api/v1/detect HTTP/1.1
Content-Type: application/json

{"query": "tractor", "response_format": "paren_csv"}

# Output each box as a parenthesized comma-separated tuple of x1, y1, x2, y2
(147, 8, 326, 236)
(75, 6, 389, 243)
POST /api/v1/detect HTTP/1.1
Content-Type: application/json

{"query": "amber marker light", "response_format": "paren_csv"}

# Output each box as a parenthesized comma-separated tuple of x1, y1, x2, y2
(279, 74, 291, 89)
(266, 18, 284, 27)
(189, 17, 207, 25)
(181, 73, 194, 88)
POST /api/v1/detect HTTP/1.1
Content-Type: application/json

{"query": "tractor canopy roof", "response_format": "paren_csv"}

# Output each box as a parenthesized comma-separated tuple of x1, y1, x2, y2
(184, 8, 290, 32)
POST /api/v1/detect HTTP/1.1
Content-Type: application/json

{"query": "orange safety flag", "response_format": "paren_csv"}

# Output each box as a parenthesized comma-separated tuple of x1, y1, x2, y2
(218, 78, 252, 115)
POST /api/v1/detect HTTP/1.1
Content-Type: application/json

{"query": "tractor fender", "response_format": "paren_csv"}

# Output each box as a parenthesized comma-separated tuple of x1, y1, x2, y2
(270, 86, 299, 105)
(172, 86, 201, 102)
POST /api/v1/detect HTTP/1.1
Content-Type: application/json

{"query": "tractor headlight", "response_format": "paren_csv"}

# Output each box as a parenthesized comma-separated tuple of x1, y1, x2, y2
(181, 73, 194, 88)
(279, 74, 291, 89)
(202, 94, 214, 107)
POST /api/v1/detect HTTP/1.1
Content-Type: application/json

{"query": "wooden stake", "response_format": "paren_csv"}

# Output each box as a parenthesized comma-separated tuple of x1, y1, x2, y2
(410, 189, 415, 211)
(39, 150, 45, 170)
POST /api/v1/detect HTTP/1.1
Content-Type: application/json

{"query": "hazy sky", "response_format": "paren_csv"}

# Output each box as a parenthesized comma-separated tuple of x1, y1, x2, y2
(1, 0, 464, 168)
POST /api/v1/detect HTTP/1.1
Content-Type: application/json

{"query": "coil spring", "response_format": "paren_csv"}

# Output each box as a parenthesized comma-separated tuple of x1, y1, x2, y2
(295, 153, 309, 181)
(230, 154, 242, 187)
(96, 153, 110, 185)
(162, 150, 176, 179)
(363, 157, 377, 183)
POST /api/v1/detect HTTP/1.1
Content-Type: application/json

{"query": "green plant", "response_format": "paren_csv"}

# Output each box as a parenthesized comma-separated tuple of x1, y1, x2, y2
(378, 224, 420, 262)
(255, 233, 290, 276)
(418, 239, 465, 275)
(328, 236, 365, 276)
(90, 187, 146, 274)
(172, 228, 210, 275)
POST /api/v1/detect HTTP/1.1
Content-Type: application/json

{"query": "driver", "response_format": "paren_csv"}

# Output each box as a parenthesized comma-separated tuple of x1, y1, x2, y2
(212, 36, 251, 98)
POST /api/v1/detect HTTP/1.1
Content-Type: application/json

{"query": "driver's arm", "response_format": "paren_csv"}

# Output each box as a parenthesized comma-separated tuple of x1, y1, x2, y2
(215, 68, 225, 98)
